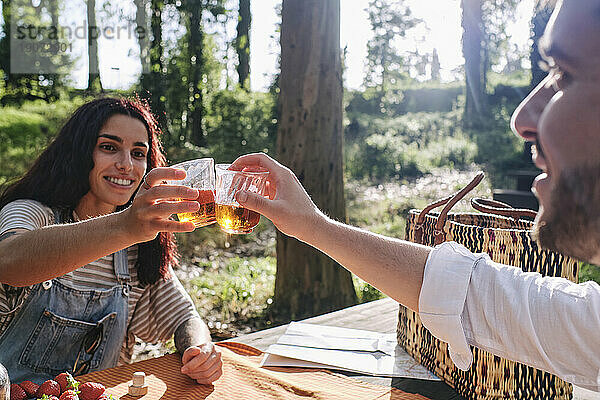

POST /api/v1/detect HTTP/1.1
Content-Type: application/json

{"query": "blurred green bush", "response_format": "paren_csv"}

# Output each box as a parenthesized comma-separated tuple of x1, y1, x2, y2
(345, 110, 477, 181)
(0, 98, 86, 186)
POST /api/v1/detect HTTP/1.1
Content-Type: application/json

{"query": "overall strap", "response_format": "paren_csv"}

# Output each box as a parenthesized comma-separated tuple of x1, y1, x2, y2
(113, 249, 131, 296)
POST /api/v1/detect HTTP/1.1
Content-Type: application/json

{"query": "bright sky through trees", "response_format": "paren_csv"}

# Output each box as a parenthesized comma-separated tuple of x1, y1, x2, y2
(251, 0, 534, 91)
(1, 0, 533, 90)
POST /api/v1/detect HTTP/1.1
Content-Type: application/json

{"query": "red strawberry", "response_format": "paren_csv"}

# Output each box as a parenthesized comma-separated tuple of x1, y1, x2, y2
(18, 381, 39, 398)
(59, 390, 79, 400)
(37, 380, 61, 397)
(78, 382, 105, 400)
(54, 372, 79, 393)
(9, 384, 27, 400)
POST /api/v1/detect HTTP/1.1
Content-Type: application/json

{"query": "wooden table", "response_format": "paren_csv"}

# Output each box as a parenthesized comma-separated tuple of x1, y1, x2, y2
(231, 297, 600, 400)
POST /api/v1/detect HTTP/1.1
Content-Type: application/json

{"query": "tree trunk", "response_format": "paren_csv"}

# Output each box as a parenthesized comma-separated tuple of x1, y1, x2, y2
(134, 0, 150, 76)
(87, 0, 103, 92)
(461, 0, 485, 126)
(530, 3, 553, 87)
(1, 0, 14, 87)
(188, 0, 205, 146)
(236, 0, 251, 90)
(47, 0, 61, 100)
(275, 0, 357, 321)
(142, 0, 169, 138)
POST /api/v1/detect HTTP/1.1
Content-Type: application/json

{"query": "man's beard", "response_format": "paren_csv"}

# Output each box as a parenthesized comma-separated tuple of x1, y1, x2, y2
(532, 164, 600, 263)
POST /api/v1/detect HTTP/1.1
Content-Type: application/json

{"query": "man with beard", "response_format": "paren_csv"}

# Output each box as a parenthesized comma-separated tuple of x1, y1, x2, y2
(229, 0, 600, 391)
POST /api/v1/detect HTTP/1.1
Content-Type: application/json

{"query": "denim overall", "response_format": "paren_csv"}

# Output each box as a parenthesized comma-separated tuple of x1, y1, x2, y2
(0, 210, 131, 383)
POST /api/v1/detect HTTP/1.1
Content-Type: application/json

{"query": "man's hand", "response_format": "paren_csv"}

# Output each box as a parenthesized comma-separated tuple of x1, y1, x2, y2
(229, 153, 324, 241)
(180, 343, 223, 385)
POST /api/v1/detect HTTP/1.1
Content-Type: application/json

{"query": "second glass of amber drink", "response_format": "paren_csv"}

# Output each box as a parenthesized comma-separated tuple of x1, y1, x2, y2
(168, 158, 216, 227)
(215, 164, 268, 234)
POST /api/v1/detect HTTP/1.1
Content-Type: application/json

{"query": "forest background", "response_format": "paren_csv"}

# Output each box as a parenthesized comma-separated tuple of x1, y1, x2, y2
(1, 0, 596, 350)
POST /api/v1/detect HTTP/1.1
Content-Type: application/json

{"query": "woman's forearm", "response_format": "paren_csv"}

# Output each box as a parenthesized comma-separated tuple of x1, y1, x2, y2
(0, 211, 133, 286)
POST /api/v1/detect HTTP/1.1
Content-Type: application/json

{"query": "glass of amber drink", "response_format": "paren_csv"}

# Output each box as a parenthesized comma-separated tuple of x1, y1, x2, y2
(215, 163, 269, 234)
(167, 158, 216, 228)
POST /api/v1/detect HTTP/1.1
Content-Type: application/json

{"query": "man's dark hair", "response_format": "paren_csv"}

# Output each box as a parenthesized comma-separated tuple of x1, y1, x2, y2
(0, 97, 178, 285)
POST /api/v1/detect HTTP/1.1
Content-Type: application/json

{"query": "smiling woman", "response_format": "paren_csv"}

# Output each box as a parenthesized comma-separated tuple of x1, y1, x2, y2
(0, 98, 222, 385)
(77, 114, 150, 219)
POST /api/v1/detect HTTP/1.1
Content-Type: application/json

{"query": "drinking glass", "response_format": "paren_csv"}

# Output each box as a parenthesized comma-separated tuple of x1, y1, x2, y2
(215, 164, 269, 234)
(167, 158, 216, 228)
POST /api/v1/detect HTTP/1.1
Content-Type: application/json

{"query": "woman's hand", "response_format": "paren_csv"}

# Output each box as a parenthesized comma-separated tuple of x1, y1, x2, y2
(121, 167, 200, 243)
(180, 343, 223, 385)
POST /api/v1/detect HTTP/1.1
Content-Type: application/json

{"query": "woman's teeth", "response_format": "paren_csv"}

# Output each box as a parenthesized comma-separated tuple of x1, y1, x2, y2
(106, 177, 133, 186)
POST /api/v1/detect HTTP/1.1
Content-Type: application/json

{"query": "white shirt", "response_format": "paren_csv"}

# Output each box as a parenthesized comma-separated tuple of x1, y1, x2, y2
(418, 242, 600, 391)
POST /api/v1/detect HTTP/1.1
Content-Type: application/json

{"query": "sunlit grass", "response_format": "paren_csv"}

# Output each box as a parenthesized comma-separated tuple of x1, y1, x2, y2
(180, 256, 276, 339)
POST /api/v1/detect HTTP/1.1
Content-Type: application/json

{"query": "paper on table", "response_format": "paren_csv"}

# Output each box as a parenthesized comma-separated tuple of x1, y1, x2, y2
(261, 322, 439, 380)
(280, 322, 397, 355)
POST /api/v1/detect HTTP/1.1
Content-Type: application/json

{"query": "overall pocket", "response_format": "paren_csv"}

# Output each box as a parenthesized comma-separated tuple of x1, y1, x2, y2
(19, 309, 116, 376)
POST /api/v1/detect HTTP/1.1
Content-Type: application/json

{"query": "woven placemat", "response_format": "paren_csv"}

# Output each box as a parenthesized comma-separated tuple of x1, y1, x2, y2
(78, 342, 430, 399)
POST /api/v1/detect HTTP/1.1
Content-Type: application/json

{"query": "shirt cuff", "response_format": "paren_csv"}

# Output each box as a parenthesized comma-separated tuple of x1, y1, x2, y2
(418, 241, 488, 371)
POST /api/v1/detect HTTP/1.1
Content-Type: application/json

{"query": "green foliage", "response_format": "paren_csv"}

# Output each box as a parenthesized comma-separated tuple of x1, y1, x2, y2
(364, 0, 422, 89)
(482, 0, 521, 73)
(346, 84, 463, 118)
(0, 98, 85, 186)
(345, 111, 477, 181)
(353, 277, 385, 303)
(203, 88, 277, 162)
(465, 86, 533, 187)
(161, 30, 277, 164)
(579, 262, 600, 285)
(186, 256, 276, 323)
(161, 32, 224, 147)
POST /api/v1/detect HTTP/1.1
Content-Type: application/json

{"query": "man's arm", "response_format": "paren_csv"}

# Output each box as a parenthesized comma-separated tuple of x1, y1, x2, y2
(230, 153, 430, 311)
(0, 168, 199, 287)
(174, 318, 222, 385)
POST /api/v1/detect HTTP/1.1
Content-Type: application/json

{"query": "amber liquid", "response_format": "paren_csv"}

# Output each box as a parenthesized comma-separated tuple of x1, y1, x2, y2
(176, 190, 216, 227)
(215, 204, 260, 234)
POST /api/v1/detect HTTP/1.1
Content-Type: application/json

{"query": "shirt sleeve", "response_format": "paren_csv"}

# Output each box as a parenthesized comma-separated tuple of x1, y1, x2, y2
(128, 268, 201, 345)
(418, 241, 600, 391)
(0, 199, 54, 234)
(0, 200, 52, 316)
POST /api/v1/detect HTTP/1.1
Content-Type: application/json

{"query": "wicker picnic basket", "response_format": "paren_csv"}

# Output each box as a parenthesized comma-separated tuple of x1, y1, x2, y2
(397, 172, 578, 400)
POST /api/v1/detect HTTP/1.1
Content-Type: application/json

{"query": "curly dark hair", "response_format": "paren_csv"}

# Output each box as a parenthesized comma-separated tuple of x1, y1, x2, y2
(0, 97, 177, 285)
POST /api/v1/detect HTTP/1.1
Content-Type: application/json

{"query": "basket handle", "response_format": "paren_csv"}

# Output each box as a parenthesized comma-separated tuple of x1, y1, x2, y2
(414, 172, 485, 245)
(470, 198, 537, 220)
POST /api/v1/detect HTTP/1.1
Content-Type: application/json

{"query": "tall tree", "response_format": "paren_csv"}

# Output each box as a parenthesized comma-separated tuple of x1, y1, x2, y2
(275, 0, 357, 320)
(87, 0, 102, 92)
(431, 48, 441, 81)
(140, 0, 169, 137)
(235, 0, 251, 90)
(461, 0, 485, 125)
(46, 0, 65, 100)
(530, 0, 555, 87)
(134, 0, 150, 77)
(0, 0, 13, 88)
(186, 0, 205, 146)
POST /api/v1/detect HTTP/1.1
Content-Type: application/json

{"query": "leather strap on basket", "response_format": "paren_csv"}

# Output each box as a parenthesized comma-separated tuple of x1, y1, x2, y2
(470, 198, 538, 220)
(414, 172, 485, 245)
